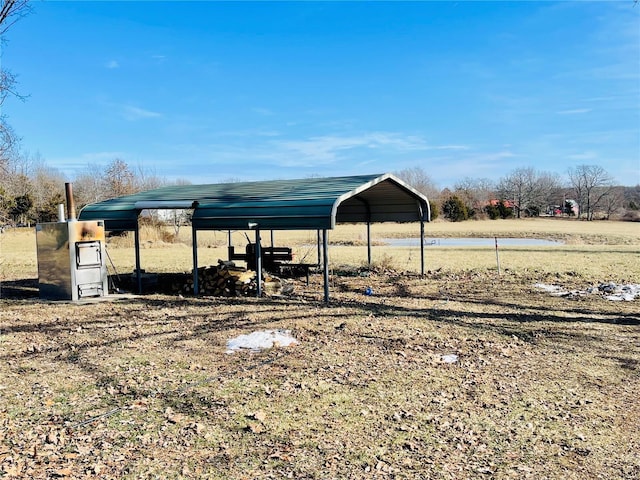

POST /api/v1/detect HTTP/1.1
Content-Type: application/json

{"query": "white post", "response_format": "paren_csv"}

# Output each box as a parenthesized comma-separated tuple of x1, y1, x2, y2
(495, 236, 501, 276)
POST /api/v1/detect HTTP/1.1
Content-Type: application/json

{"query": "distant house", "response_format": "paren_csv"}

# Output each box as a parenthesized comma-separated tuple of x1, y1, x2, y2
(546, 199, 578, 216)
(488, 199, 516, 208)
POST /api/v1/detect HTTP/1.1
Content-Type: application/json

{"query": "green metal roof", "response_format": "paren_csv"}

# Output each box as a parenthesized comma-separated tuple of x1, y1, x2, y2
(78, 173, 430, 231)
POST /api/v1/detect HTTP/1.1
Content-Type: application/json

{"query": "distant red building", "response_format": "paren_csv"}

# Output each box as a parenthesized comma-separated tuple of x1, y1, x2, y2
(488, 199, 516, 208)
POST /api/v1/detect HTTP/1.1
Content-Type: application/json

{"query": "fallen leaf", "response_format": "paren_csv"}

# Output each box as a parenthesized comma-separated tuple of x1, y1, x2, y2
(476, 467, 494, 475)
(188, 422, 205, 434)
(52, 468, 73, 477)
(248, 410, 267, 422)
(164, 407, 184, 424)
(3, 463, 22, 477)
(246, 422, 264, 434)
(46, 431, 58, 445)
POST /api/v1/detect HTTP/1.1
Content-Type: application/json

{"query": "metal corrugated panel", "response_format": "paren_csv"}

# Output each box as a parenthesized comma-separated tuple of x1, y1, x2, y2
(79, 204, 139, 231)
(78, 173, 429, 231)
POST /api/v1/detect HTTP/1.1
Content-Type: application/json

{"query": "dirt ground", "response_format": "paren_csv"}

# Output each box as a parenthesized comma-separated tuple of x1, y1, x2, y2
(1, 266, 639, 479)
(1, 221, 638, 478)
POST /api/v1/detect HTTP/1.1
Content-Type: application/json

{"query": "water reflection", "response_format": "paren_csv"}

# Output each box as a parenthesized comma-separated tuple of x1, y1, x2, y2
(383, 237, 563, 247)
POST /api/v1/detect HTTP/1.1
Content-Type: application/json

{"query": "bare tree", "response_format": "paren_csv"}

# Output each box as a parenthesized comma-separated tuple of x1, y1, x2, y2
(453, 176, 495, 217)
(75, 159, 173, 210)
(0, 71, 25, 159)
(74, 163, 108, 208)
(104, 158, 136, 198)
(567, 165, 615, 220)
(496, 167, 536, 218)
(0, 1, 31, 173)
(220, 176, 244, 184)
(601, 186, 625, 220)
(134, 163, 166, 192)
(31, 162, 66, 219)
(70, 158, 137, 211)
(2, 149, 36, 196)
(497, 167, 561, 218)
(0, 63, 22, 104)
(394, 166, 440, 199)
(160, 177, 192, 233)
(1, 156, 31, 224)
(0, 150, 67, 223)
(0, 119, 17, 172)
(623, 185, 640, 210)
(0, 0, 31, 35)
(172, 178, 193, 186)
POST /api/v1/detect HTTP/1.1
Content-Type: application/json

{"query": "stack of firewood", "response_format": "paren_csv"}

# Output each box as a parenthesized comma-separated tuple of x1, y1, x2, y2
(176, 260, 288, 297)
(178, 260, 258, 296)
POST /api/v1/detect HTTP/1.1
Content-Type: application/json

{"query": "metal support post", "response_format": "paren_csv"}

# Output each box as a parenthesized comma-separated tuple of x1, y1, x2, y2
(367, 221, 372, 267)
(322, 229, 329, 303)
(420, 219, 425, 276)
(134, 223, 142, 294)
(255, 229, 262, 297)
(192, 225, 199, 295)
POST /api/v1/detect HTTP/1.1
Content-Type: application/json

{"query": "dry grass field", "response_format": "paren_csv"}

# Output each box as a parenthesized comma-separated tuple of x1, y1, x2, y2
(0, 218, 639, 479)
(2, 218, 638, 281)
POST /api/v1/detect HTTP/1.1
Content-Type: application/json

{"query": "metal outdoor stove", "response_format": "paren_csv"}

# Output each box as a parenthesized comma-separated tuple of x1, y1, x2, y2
(35, 183, 109, 301)
(36, 220, 109, 301)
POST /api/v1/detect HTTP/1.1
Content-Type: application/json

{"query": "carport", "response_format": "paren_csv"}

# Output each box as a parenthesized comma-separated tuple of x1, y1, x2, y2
(79, 173, 430, 302)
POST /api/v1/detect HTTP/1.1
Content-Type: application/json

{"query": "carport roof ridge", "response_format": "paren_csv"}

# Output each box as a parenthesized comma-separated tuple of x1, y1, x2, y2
(78, 173, 430, 231)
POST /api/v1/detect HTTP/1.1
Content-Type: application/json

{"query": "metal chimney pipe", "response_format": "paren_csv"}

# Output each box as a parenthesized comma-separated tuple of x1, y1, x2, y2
(65, 182, 77, 221)
(57, 204, 66, 222)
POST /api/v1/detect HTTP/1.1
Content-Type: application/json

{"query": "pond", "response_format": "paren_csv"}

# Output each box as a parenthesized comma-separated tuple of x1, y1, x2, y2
(382, 237, 564, 247)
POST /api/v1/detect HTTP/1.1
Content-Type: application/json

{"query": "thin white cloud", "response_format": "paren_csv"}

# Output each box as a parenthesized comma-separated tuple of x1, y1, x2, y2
(556, 108, 592, 115)
(121, 105, 162, 121)
(364, 133, 428, 150)
(150, 55, 168, 66)
(50, 151, 128, 175)
(432, 145, 470, 151)
(161, 121, 477, 178)
(150, 139, 525, 188)
(79, 151, 127, 162)
(272, 133, 428, 165)
(105, 60, 119, 69)
(582, 96, 617, 102)
(252, 107, 275, 116)
(270, 132, 467, 165)
(210, 128, 281, 138)
(170, 132, 471, 172)
(258, 130, 280, 137)
(567, 151, 597, 160)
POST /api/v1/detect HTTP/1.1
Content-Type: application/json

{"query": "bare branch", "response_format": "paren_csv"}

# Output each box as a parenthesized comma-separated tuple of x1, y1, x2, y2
(0, 68, 27, 105)
(0, 0, 31, 36)
(0, 1, 30, 165)
(567, 164, 615, 220)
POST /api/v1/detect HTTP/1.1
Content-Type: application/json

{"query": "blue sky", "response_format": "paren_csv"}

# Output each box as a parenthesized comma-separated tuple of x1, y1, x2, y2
(3, 1, 639, 188)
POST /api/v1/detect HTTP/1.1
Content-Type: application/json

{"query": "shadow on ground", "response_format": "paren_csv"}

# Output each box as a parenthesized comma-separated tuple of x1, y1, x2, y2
(0, 278, 39, 299)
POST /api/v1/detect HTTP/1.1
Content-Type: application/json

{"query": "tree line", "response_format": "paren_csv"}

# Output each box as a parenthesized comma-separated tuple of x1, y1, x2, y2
(0, 154, 193, 226)
(0, 153, 638, 227)
(394, 166, 639, 223)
